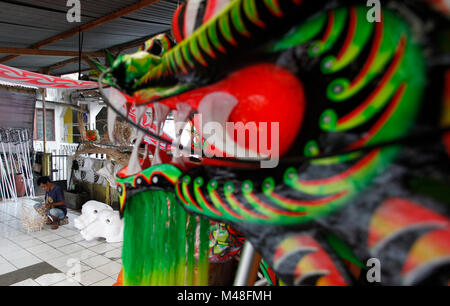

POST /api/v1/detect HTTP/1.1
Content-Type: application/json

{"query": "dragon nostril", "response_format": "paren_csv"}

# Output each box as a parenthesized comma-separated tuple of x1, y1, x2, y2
(149, 41, 163, 56)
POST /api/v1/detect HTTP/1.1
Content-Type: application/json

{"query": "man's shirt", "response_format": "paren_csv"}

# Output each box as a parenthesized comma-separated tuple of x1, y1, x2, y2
(46, 185, 67, 216)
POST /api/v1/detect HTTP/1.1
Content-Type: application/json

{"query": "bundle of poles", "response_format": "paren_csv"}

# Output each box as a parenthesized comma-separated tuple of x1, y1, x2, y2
(0, 128, 35, 200)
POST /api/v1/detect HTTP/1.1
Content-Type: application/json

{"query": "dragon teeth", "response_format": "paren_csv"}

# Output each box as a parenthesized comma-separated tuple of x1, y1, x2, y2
(105, 88, 127, 144)
(127, 130, 144, 176)
(197, 92, 264, 159)
(135, 105, 146, 126)
(153, 103, 170, 135)
(171, 102, 193, 163)
(150, 103, 170, 166)
(107, 107, 117, 144)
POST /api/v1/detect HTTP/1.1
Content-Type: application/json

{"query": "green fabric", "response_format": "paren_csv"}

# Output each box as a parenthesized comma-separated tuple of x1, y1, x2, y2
(122, 189, 210, 285)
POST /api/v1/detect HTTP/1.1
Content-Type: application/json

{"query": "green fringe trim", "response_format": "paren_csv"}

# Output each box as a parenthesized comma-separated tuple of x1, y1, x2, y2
(122, 189, 210, 285)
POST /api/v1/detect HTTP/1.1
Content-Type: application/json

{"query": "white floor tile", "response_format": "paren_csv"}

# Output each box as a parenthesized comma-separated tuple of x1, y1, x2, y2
(0, 245, 22, 257)
(103, 249, 122, 259)
(107, 242, 123, 248)
(0, 261, 16, 275)
(34, 273, 67, 286)
(77, 239, 105, 248)
(47, 238, 72, 248)
(26, 243, 55, 255)
(46, 254, 76, 269)
(69, 249, 97, 261)
(38, 233, 63, 243)
(54, 228, 78, 237)
(62, 223, 79, 232)
(29, 229, 53, 237)
(91, 277, 116, 286)
(15, 238, 44, 248)
(10, 278, 40, 286)
(35, 273, 67, 286)
(89, 243, 117, 254)
(58, 243, 86, 255)
(51, 279, 82, 286)
(0, 237, 16, 246)
(4, 222, 24, 231)
(6, 233, 31, 242)
(2, 249, 32, 261)
(79, 269, 108, 286)
(82, 254, 111, 268)
(8, 254, 42, 269)
(34, 249, 65, 261)
(95, 261, 122, 276)
(0, 237, 19, 246)
(66, 234, 84, 243)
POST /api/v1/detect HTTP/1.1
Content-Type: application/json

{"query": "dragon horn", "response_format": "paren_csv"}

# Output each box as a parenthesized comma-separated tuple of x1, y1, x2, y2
(105, 49, 116, 67)
(86, 56, 107, 73)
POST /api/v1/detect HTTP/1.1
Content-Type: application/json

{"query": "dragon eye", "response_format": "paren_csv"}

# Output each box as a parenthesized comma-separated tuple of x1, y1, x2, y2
(93, 210, 98, 214)
(106, 219, 111, 224)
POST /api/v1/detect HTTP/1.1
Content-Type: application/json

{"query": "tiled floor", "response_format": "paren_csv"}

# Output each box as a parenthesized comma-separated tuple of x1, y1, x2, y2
(0, 198, 122, 286)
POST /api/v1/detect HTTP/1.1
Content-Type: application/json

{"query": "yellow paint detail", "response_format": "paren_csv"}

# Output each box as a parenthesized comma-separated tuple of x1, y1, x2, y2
(63, 108, 73, 143)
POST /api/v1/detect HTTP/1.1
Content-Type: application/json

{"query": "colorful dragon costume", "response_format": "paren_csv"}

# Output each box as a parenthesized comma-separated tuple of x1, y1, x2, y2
(93, 0, 450, 286)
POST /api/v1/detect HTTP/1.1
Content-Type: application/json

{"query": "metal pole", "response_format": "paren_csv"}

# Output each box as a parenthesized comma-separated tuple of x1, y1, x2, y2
(16, 130, 30, 197)
(6, 132, 17, 200)
(42, 88, 47, 154)
(234, 241, 261, 286)
(0, 155, 8, 199)
(24, 130, 35, 197)
(6, 132, 18, 175)
(0, 130, 16, 200)
(19, 130, 31, 196)
(0, 141, 15, 200)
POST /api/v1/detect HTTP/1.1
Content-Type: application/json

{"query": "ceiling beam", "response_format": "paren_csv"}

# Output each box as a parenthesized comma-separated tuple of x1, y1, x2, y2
(45, 57, 85, 72)
(0, 0, 161, 64)
(0, 47, 105, 58)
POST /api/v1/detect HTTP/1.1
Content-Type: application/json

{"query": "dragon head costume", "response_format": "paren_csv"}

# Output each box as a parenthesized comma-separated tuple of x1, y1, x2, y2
(93, 0, 450, 286)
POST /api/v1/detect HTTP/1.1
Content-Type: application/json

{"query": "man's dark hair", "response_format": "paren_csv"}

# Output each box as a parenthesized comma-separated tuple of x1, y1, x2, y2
(37, 176, 51, 185)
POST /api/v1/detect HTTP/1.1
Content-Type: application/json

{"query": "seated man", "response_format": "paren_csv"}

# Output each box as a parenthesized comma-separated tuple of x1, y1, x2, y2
(34, 176, 68, 230)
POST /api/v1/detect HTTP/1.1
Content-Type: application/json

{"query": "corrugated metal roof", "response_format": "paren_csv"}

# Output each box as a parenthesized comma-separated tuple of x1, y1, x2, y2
(5, 55, 74, 71)
(0, 0, 181, 75)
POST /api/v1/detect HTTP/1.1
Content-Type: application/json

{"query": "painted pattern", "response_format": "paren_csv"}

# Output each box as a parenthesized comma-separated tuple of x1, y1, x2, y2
(95, 0, 450, 286)
(0, 64, 98, 89)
